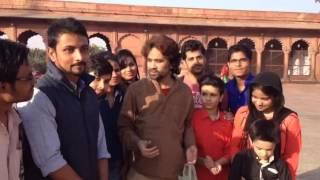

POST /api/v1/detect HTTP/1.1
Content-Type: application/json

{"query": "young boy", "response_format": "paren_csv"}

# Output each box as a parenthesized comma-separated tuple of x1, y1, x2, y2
(88, 53, 114, 179)
(192, 74, 233, 180)
(229, 119, 291, 180)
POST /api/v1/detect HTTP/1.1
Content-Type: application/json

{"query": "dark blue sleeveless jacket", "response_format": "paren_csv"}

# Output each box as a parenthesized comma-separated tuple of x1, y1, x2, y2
(24, 61, 100, 180)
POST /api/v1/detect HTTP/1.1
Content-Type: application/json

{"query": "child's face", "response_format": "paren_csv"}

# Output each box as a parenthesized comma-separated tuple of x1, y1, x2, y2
(252, 139, 276, 162)
(200, 85, 223, 110)
(89, 73, 112, 96)
(251, 88, 273, 113)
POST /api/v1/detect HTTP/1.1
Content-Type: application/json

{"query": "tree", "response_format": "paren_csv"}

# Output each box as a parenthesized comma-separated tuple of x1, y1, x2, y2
(89, 45, 106, 56)
(28, 48, 47, 74)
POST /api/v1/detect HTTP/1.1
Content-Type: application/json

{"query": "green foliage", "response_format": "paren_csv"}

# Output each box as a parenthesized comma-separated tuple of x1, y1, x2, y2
(89, 45, 105, 56)
(28, 48, 47, 74)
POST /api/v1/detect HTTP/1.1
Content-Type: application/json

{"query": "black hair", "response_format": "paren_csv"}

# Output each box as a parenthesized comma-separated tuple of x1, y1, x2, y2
(0, 39, 29, 83)
(117, 49, 140, 80)
(142, 34, 180, 75)
(180, 39, 206, 60)
(249, 119, 280, 144)
(242, 72, 295, 158)
(47, 17, 88, 48)
(89, 51, 113, 77)
(245, 73, 285, 132)
(227, 44, 252, 61)
(199, 74, 225, 95)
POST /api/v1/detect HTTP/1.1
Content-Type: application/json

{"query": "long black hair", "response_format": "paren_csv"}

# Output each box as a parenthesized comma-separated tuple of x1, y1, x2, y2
(117, 49, 140, 81)
(243, 72, 295, 158)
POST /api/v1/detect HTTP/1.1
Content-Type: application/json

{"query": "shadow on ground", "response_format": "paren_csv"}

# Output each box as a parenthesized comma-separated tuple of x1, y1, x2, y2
(298, 167, 320, 180)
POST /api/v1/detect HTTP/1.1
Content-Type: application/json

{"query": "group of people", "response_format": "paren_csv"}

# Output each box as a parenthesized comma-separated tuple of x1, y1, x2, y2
(0, 17, 301, 180)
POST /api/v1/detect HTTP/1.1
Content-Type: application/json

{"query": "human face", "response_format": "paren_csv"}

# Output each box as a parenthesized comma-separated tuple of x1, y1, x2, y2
(251, 88, 273, 113)
(252, 139, 275, 162)
(2, 62, 35, 103)
(108, 60, 121, 87)
(185, 50, 205, 76)
(201, 85, 223, 111)
(120, 57, 138, 81)
(146, 47, 171, 81)
(89, 74, 111, 96)
(228, 51, 250, 78)
(48, 33, 89, 83)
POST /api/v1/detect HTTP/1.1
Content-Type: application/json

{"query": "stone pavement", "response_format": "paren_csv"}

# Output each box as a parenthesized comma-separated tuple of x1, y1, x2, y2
(283, 84, 320, 180)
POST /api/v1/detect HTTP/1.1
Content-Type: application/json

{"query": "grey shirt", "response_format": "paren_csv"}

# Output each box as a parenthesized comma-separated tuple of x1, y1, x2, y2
(17, 88, 110, 177)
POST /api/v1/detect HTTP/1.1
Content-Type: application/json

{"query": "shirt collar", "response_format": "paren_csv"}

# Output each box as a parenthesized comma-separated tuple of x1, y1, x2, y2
(229, 73, 254, 94)
(46, 60, 94, 95)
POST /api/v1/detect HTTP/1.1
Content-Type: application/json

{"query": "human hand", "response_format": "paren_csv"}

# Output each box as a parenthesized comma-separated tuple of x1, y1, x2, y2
(203, 155, 214, 169)
(210, 162, 222, 175)
(137, 140, 160, 158)
(186, 145, 197, 164)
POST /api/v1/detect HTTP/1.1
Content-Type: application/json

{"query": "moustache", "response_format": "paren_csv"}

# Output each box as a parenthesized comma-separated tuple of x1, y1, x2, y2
(192, 64, 203, 68)
(71, 62, 86, 67)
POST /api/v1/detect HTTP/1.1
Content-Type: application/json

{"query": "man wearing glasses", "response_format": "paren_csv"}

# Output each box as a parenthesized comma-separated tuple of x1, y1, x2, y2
(0, 39, 34, 180)
(225, 44, 254, 114)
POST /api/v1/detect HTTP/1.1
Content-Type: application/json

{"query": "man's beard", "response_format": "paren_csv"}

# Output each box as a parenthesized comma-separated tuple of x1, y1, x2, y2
(148, 70, 167, 82)
(191, 64, 204, 76)
(70, 62, 86, 76)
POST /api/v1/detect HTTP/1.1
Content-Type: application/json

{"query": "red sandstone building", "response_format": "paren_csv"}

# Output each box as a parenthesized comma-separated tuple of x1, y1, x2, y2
(1, 0, 320, 82)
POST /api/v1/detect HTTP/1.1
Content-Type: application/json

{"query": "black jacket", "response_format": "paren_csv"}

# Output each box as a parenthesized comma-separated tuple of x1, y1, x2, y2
(229, 149, 291, 180)
(23, 61, 100, 180)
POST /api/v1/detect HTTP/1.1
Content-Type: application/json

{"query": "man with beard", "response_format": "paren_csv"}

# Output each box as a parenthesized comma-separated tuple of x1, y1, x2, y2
(118, 34, 197, 180)
(180, 40, 206, 108)
(17, 18, 110, 180)
(225, 44, 254, 114)
(0, 39, 34, 180)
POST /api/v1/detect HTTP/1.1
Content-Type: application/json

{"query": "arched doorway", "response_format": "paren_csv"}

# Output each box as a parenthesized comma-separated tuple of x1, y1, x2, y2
(89, 33, 111, 54)
(206, 37, 228, 75)
(18, 30, 47, 76)
(261, 39, 284, 78)
(238, 38, 257, 75)
(288, 40, 310, 80)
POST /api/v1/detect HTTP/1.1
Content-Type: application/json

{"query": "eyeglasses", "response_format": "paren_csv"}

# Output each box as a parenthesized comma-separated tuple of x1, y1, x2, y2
(229, 58, 249, 65)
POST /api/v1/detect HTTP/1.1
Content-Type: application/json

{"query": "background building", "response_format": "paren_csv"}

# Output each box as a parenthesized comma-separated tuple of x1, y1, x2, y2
(1, 0, 320, 82)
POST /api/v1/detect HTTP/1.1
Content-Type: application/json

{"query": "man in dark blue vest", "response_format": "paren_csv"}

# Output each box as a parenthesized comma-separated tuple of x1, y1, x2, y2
(17, 17, 110, 180)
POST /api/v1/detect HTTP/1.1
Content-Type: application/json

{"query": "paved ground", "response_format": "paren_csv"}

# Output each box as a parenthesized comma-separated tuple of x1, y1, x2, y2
(283, 84, 320, 180)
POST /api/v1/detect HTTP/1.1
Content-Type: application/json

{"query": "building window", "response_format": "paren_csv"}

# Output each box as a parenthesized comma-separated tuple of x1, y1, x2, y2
(288, 40, 310, 76)
(262, 39, 284, 78)
(206, 38, 228, 75)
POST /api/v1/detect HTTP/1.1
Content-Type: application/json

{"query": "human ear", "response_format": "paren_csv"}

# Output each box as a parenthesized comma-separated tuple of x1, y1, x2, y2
(47, 47, 57, 63)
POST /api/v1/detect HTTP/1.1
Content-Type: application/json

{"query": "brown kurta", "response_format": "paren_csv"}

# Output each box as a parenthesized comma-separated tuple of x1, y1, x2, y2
(118, 78, 195, 179)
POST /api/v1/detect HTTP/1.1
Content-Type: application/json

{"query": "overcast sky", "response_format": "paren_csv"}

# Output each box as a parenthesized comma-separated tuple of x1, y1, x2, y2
(68, 0, 320, 13)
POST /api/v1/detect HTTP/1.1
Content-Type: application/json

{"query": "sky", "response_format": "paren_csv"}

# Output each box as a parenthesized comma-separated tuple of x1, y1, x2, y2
(70, 0, 320, 13)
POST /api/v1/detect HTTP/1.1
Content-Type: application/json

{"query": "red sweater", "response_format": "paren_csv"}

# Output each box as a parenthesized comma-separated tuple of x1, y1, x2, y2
(192, 109, 233, 180)
(230, 106, 302, 180)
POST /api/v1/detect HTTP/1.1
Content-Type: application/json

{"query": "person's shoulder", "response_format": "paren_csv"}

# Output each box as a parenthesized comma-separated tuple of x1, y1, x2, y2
(282, 108, 300, 126)
(193, 109, 207, 118)
(234, 149, 251, 161)
(272, 157, 290, 172)
(219, 115, 233, 127)
(127, 78, 149, 90)
(176, 79, 193, 93)
(236, 106, 249, 115)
